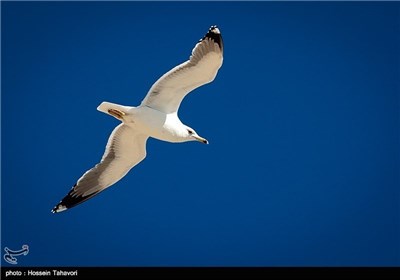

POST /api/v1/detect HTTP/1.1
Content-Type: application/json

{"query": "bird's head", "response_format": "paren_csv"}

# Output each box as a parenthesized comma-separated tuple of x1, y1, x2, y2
(185, 126, 209, 144)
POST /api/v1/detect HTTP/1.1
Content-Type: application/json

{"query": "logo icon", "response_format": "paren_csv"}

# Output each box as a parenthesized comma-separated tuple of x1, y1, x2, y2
(3, 245, 29, 265)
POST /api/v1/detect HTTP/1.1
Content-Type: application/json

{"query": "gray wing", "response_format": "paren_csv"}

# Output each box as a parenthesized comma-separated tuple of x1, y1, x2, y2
(52, 124, 148, 213)
(141, 25, 223, 114)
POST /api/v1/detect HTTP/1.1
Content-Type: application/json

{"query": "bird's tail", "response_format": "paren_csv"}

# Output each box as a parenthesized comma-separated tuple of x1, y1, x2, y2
(97, 102, 132, 120)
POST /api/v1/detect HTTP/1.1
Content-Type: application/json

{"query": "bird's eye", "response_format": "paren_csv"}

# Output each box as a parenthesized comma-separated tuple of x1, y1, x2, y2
(187, 129, 194, 135)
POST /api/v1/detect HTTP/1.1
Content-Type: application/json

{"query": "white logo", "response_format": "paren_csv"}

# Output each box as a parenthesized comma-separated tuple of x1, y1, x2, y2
(3, 245, 29, 265)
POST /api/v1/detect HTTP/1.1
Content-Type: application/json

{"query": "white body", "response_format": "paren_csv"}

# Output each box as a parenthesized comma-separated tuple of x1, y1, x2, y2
(97, 102, 189, 143)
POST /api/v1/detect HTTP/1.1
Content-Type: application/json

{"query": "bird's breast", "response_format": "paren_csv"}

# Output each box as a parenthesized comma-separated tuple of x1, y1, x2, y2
(132, 106, 185, 143)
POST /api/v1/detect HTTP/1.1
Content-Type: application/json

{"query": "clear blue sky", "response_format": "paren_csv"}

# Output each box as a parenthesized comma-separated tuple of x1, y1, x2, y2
(2, 1, 399, 266)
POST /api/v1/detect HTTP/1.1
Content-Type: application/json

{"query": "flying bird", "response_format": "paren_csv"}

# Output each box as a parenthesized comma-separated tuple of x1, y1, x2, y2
(52, 25, 223, 213)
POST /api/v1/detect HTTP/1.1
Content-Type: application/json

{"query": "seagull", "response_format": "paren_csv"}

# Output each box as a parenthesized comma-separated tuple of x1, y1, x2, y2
(52, 25, 223, 213)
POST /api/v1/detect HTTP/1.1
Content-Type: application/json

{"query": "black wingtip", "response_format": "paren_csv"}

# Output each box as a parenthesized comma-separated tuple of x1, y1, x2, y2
(201, 25, 223, 51)
(51, 204, 67, 214)
(209, 25, 220, 34)
(52, 184, 100, 213)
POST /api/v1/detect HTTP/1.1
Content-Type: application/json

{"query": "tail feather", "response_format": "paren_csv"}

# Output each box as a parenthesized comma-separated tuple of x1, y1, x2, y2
(97, 102, 132, 117)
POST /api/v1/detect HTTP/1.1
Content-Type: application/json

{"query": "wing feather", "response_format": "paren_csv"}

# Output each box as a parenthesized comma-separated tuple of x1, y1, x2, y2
(52, 124, 148, 213)
(141, 26, 223, 113)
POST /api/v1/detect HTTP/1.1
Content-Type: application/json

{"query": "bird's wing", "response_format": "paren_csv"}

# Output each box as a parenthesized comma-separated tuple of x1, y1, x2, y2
(52, 124, 148, 213)
(141, 25, 223, 114)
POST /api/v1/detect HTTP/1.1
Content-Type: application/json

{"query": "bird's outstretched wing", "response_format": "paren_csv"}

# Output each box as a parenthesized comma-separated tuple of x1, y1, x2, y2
(141, 25, 223, 114)
(52, 124, 148, 213)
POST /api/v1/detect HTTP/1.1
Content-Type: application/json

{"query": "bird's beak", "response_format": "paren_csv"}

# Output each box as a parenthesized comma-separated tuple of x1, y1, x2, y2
(192, 135, 209, 144)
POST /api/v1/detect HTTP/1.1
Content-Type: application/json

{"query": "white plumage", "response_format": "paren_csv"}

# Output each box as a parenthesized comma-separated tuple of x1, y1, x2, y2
(52, 25, 223, 213)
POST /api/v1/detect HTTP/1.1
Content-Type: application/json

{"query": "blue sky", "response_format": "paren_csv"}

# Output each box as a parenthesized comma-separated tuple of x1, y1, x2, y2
(2, 1, 399, 266)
